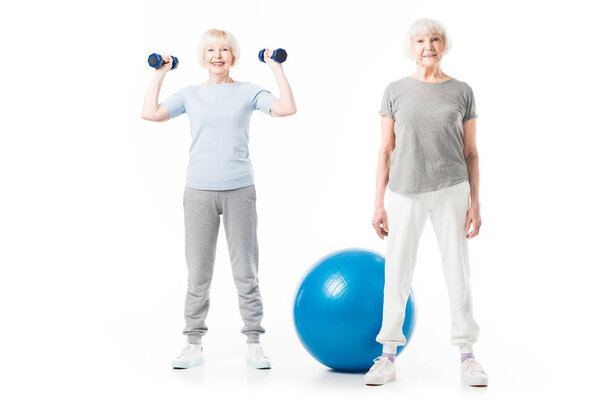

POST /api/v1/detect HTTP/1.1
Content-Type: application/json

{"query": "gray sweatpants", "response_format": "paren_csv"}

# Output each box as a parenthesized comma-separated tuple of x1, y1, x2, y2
(182, 185, 265, 344)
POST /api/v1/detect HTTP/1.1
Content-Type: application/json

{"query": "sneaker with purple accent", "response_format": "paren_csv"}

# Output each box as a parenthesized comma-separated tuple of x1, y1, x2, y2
(364, 356, 396, 386)
(461, 358, 488, 387)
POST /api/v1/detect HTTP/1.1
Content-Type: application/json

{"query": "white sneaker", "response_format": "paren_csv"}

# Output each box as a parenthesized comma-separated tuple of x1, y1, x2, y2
(461, 358, 488, 387)
(171, 343, 204, 369)
(364, 356, 396, 386)
(247, 343, 271, 369)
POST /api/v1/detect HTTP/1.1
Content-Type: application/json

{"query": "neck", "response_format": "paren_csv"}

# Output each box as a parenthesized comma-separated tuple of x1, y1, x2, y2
(412, 64, 447, 82)
(206, 73, 234, 85)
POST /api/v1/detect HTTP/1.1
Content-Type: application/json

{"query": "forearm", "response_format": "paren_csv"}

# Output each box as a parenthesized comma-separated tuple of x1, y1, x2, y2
(142, 71, 167, 116)
(270, 65, 296, 114)
(375, 151, 391, 208)
(466, 153, 480, 205)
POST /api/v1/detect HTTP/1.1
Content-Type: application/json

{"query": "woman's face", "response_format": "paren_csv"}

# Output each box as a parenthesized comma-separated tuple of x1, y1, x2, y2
(411, 33, 445, 67)
(203, 41, 234, 74)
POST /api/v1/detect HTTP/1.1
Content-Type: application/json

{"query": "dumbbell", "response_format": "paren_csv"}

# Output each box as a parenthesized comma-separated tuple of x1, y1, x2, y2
(258, 48, 287, 63)
(147, 53, 179, 70)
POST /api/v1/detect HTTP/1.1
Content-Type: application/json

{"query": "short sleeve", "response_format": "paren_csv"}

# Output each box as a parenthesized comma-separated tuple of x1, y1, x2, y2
(379, 84, 394, 119)
(251, 85, 277, 115)
(160, 88, 187, 119)
(462, 84, 477, 123)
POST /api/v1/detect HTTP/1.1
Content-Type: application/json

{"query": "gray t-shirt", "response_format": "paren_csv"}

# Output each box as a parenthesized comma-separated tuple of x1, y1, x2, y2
(380, 76, 477, 194)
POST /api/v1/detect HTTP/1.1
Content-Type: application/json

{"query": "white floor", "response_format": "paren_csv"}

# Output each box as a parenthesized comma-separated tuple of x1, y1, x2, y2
(5, 319, 592, 400)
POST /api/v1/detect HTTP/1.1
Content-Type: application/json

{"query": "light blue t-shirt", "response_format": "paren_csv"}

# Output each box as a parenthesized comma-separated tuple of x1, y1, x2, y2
(161, 82, 277, 190)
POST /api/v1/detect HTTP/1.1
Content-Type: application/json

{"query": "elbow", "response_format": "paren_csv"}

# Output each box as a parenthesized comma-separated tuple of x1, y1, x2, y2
(464, 150, 479, 162)
(140, 110, 155, 121)
(380, 145, 394, 159)
(141, 112, 167, 122)
(279, 104, 297, 117)
(272, 101, 296, 117)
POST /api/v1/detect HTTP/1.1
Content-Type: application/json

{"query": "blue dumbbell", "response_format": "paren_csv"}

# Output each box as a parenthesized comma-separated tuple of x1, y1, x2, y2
(258, 48, 287, 63)
(147, 53, 179, 70)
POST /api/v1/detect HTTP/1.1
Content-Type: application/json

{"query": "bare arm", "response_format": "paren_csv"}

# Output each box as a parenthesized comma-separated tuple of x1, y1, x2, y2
(262, 49, 296, 117)
(463, 118, 481, 238)
(371, 116, 395, 239)
(141, 55, 174, 122)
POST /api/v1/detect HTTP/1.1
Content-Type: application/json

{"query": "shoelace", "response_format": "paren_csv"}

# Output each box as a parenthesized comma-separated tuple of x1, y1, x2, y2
(463, 359, 485, 375)
(369, 356, 391, 373)
(250, 346, 267, 359)
(179, 344, 202, 357)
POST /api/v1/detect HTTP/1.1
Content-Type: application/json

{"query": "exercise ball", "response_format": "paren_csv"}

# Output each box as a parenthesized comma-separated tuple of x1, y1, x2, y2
(293, 248, 415, 372)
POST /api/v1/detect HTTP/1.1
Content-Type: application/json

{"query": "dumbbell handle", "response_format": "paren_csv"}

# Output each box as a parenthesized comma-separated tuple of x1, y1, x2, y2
(258, 48, 287, 63)
(147, 53, 179, 70)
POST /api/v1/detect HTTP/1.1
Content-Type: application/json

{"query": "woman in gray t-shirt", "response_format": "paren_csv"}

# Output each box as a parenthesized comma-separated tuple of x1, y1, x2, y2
(365, 19, 488, 387)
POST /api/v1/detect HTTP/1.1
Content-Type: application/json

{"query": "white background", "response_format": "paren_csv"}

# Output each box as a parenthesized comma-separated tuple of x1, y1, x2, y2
(1, 0, 599, 398)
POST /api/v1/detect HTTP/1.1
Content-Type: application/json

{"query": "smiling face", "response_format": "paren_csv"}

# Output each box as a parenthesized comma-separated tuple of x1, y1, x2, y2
(203, 41, 234, 74)
(411, 32, 446, 66)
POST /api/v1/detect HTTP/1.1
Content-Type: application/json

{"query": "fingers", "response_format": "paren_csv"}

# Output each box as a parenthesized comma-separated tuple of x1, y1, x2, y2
(466, 218, 482, 239)
(371, 220, 383, 240)
(164, 54, 173, 69)
(371, 217, 388, 240)
(467, 220, 481, 239)
(263, 48, 278, 66)
(464, 215, 472, 236)
(155, 54, 172, 71)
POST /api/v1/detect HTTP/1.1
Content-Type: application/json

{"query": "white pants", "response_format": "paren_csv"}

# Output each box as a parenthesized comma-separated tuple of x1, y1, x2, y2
(376, 180, 479, 354)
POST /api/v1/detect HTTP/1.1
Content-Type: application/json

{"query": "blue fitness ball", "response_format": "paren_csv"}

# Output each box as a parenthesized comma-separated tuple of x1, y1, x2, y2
(293, 248, 416, 372)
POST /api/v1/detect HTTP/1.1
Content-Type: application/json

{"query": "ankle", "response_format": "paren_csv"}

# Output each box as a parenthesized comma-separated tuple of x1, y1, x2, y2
(461, 353, 475, 363)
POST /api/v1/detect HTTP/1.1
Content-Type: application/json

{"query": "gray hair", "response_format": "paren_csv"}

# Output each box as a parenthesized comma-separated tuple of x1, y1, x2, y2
(197, 28, 241, 68)
(404, 18, 452, 60)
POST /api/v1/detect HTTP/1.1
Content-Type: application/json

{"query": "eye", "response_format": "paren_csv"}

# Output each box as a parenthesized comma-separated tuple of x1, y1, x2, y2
(207, 49, 214, 52)
(222, 48, 229, 51)
(433, 37, 440, 41)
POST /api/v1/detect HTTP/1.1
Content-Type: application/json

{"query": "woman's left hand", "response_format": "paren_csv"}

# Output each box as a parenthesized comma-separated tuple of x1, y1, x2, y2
(465, 202, 481, 239)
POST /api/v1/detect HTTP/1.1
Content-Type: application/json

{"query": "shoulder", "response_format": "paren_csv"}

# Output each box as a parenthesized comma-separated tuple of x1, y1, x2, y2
(384, 77, 413, 91)
(381, 77, 412, 101)
(241, 81, 270, 93)
(449, 78, 475, 95)
(173, 85, 198, 97)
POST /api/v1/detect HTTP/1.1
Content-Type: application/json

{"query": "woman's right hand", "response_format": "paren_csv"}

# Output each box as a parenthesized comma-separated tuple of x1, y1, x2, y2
(156, 54, 175, 73)
(372, 206, 389, 239)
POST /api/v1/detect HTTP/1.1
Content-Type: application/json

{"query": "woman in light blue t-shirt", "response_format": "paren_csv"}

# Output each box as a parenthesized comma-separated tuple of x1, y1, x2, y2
(141, 28, 296, 370)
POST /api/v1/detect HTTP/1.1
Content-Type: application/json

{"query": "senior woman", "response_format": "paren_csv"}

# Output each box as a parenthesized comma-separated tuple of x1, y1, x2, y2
(141, 29, 296, 370)
(365, 19, 488, 387)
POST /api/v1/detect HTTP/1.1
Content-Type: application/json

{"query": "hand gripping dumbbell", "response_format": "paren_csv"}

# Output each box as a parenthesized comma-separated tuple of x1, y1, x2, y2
(258, 48, 287, 63)
(147, 53, 179, 70)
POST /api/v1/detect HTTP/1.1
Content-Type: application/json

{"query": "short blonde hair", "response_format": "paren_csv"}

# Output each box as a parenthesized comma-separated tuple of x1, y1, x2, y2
(197, 28, 240, 67)
(404, 18, 452, 60)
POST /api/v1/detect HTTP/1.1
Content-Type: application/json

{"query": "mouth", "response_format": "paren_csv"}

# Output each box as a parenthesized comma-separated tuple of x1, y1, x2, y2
(423, 54, 437, 58)
(211, 62, 225, 66)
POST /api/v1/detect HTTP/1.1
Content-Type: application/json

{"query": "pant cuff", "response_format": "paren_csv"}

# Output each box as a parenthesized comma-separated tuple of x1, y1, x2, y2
(383, 343, 398, 354)
(459, 344, 474, 354)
